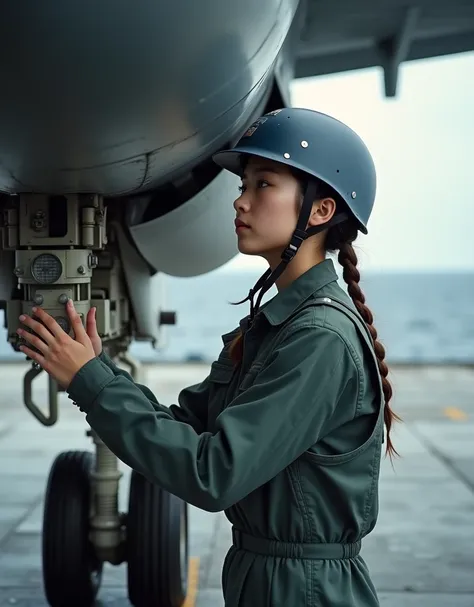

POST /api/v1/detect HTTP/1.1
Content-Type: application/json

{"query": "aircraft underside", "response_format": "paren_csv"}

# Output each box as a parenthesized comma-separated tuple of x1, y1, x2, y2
(0, 1, 300, 605)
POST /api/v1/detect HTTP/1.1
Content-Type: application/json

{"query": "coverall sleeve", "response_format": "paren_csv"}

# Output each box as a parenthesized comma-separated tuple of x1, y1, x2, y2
(97, 350, 209, 434)
(67, 325, 354, 512)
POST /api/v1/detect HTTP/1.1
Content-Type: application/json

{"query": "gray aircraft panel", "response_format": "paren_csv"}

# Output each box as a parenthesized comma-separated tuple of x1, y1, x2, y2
(0, 0, 299, 195)
(0, 0, 471, 196)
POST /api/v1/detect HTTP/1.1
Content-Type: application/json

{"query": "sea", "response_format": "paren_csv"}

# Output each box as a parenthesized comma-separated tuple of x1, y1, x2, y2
(1, 266, 473, 365)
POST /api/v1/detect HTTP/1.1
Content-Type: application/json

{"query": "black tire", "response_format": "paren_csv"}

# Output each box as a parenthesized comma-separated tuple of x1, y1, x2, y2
(42, 450, 103, 607)
(127, 470, 189, 607)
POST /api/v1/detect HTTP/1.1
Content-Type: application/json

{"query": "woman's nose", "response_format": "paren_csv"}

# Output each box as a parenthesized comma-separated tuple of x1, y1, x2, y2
(234, 191, 250, 212)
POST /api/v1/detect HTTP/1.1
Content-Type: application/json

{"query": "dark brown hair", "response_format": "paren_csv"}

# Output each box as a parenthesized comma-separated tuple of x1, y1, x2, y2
(228, 170, 400, 458)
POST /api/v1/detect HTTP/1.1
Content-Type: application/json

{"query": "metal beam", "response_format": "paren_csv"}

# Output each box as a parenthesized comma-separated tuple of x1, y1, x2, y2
(294, 30, 474, 81)
(379, 6, 421, 97)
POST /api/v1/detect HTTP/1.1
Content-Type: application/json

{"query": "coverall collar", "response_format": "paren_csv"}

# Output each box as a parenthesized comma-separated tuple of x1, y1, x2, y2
(260, 258, 339, 326)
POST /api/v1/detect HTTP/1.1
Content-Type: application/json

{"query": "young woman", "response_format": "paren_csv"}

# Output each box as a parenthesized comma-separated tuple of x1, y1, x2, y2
(17, 108, 398, 606)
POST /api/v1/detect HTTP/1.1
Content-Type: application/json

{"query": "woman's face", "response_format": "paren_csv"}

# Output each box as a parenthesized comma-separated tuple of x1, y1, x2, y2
(233, 156, 301, 260)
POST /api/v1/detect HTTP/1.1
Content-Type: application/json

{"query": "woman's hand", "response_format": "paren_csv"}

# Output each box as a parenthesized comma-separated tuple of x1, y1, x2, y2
(86, 306, 103, 356)
(17, 300, 96, 389)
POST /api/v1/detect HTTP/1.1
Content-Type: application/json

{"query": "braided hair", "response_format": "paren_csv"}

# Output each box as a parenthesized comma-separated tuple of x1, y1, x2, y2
(325, 214, 401, 459)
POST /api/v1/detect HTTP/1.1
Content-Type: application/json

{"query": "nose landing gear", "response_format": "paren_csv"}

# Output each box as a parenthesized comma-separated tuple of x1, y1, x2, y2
(0, 192, 189, 606)
(41, 379, 189, 607)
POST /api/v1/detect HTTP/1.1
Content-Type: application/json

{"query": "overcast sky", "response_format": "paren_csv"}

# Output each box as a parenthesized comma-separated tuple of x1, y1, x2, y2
(225, 51, 473, 273)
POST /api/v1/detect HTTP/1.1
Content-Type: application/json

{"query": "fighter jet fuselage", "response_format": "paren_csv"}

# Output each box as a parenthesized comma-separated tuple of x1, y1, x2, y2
(0, 3, 302, 606)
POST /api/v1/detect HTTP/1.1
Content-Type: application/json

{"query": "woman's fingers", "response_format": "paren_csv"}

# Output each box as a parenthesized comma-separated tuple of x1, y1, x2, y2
(22, 307, 64, 339)
(18, 313, 55, 346)
(17, 326, 50, 355)
(18, 343, 47, 367)
(66, 300, 89, 345)
(86, 307, 99, 338)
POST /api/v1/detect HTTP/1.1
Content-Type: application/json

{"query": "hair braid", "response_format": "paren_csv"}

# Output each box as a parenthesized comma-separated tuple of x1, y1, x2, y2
(336, 240, 400, 458)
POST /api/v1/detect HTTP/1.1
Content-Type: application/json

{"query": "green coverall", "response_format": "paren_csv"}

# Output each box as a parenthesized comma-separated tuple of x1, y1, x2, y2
(67, 258, 384, 606)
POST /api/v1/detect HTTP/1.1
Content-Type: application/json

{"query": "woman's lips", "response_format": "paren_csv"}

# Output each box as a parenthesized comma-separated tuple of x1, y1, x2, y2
(235, 218, 251, 232)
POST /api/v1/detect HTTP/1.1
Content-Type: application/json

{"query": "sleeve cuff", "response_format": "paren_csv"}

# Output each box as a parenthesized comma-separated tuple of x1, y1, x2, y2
(99, 349, 122, 375)
(67, 357, 115, 413)
(99, 349, 112, 365)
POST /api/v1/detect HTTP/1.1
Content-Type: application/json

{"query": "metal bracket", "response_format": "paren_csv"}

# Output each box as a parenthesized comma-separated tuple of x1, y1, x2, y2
(23, 365, 59, 426)
(379, 6, 421, 98)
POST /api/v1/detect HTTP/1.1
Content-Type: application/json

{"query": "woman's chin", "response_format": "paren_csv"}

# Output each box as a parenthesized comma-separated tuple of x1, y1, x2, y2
(236, 232, 278, 258)
(237, 240, 260, 256)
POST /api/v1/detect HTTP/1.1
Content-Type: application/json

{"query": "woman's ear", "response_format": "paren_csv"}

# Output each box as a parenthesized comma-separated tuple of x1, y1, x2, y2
(308, 197, 336, 226)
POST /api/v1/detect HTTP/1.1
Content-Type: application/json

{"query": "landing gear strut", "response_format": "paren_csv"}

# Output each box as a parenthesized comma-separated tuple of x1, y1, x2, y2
(0, 193, 188, 606)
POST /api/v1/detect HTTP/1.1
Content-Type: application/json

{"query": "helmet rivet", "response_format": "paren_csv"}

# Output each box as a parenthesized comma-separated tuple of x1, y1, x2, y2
(283, 152, 290, 159)
(351, 191, 357, 199)
(301, 140, 308, 148)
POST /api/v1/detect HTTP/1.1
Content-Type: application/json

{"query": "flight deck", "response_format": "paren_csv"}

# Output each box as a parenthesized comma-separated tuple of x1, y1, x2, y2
(0, 362, 473, 607)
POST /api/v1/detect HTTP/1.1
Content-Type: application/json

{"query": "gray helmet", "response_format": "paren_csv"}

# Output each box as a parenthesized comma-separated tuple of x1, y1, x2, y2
(213, 107, 376, 234)
(212, 108, 377, 321)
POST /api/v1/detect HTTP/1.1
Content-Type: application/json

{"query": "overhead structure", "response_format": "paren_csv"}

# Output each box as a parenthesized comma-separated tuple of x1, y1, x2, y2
(294, 0, 474, 97)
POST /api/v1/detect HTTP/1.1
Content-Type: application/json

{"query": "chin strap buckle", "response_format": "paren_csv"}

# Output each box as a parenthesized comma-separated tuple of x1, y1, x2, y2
(281, 229, 307, 263)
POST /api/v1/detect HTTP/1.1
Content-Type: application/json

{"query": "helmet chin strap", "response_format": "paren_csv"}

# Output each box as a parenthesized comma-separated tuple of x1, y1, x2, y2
(239, 180, 348, 322)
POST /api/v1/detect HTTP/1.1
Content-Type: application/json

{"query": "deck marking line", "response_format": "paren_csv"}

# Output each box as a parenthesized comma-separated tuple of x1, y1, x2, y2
(443, 407, 468, 421)
(183, 557, 200, 607)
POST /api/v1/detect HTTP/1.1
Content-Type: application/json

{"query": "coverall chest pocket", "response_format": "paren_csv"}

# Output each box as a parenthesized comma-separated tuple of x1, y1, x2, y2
(207, 359, 236, 428)
(238, 361, 264, 393)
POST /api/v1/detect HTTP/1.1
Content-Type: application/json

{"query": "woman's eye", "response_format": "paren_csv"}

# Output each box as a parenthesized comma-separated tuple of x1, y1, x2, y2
(238, 180, 269, 193)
